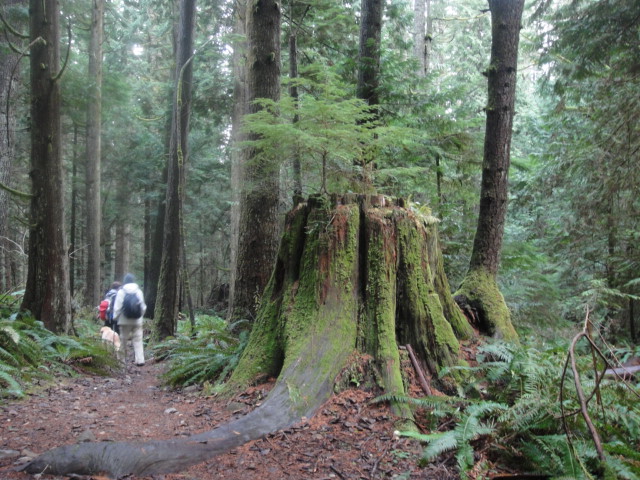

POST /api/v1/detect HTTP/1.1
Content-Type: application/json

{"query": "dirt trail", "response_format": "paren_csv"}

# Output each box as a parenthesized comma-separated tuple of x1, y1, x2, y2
(0, 359, 444, 479)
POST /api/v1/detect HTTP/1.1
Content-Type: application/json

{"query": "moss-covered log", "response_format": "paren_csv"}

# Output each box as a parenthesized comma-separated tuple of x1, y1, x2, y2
(21, 194, 487, 478)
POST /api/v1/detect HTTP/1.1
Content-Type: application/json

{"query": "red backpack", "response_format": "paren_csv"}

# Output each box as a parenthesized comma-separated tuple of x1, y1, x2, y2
(98, 300, 109, 321)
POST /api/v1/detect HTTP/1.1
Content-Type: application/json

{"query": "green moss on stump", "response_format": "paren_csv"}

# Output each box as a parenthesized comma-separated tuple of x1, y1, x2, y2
(226, 195, 488, 414)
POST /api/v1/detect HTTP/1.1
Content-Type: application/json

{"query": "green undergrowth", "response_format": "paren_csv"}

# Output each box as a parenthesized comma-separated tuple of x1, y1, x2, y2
(375, 338, 640, 480)
(152, 314, 249, 392)
(0, 292, 121, 401)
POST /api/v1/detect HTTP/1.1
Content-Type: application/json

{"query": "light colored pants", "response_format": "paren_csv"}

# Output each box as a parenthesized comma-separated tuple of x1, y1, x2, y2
(118, 323, 145, 365)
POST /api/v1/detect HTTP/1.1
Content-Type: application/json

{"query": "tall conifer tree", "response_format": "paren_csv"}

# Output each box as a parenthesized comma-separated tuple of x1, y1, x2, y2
(84, 0, 105, 306)
(22, 0, 71, 332)
(229, 0, 282, 322)
(455, 0, 524, 341)
(155, 0, 197, 338)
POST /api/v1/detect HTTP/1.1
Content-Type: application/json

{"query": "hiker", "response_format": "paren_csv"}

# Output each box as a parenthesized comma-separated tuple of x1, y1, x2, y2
(112, 273, 147, 366)
(102, 281, 121, 334)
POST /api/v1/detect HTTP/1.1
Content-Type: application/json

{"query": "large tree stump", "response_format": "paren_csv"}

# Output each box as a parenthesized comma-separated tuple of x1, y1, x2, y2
(21, 194, 477, 478)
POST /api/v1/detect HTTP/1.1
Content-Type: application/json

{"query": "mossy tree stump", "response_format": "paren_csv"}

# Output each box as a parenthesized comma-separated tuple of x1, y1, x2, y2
(224, 193, 475, 417)
(22, 194, 485, 478)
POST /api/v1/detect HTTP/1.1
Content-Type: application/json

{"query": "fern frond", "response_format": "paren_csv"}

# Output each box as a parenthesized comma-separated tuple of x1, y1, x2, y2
(421, 431, 458, 462)
(602, 451, 640, 480)
(154, 314, 248, 388)
(456, 442, 474, 477)
(0, 345, 20, 367)
(0, 368, 24, 398)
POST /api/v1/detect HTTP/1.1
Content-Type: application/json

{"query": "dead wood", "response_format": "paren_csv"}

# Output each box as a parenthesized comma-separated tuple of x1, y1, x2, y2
(406, 344, 432, 396)
(604, 364, 640, 378)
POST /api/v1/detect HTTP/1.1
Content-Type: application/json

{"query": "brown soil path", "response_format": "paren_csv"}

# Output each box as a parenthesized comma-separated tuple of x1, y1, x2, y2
(0, 359, 449, 479)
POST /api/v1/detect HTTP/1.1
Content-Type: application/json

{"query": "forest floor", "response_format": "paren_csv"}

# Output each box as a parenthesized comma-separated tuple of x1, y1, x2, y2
(0, 352, 460, 480)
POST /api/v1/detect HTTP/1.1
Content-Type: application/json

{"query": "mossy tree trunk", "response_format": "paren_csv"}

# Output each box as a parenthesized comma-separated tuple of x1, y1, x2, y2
(23, 195, 476, 478)
(454, 0, 523, 342)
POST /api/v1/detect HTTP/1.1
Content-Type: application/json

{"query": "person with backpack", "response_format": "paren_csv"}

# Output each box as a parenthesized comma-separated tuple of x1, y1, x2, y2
(112, 273, 147, 366)
(102, 281, 121, 334)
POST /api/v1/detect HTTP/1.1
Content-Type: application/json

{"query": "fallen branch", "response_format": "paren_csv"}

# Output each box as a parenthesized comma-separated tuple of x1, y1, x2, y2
(603, 364, 640, 378)
(406, 344, 432, 396)
(559, 308, 606, 466)
(568, 331, 604, 461)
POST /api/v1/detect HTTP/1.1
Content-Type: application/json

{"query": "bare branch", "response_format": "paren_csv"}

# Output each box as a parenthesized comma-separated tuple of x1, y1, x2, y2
(5, 37, 46, 152)
(51, 20, 72, 82)
(0, 7, 29, 39)
(0, 237, 24, 256)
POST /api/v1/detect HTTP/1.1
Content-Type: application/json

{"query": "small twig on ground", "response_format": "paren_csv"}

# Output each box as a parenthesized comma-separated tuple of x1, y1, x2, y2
(370, 442, 392, 479)
(263, 436, 289, 474)
(330, 464, 346, 479)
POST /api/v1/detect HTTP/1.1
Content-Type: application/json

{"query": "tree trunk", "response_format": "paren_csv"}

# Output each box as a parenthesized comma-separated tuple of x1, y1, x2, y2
(114, 220, 129, 281)
(357, 0, 383, 107)
(155, 0, 197, 339)
(22, 195, 473, 477)
(70, 125, 79, 296)
(144, 170, 167, 318)
(21, 0, 71, 333)
(143, 24, 177, 318)
(289, 31, 303, 201)
(424, 0, 432, 73)
(356, 0, 384, 185)
(0, 0, 21, 292)
(630, 298, 636, 343)
(229, 0, 282, 322)
(84, 0, 105, 308)
(454, 0, 523, 342)
(412, 0, 426, 77)
(143, 185, 152, 287)
(227, 0, 248, 320)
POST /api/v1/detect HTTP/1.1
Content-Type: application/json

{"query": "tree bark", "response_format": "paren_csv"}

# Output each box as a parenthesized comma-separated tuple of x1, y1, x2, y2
(21, 0, 71, 333)
(0, 1, 21, 292)
(357, 0, 384, 107)
(144, 17, 179, 318)
(229, 0, 282, 322)
(143, 185, 152, 286)
(412, 0, 426, 77)
(289, 31, 303, 201)
(70, 125, 79, 296)
(455, 0, 523, 341)
(355, 0, 384, 186)
(114, 220, 129, 281)
(155, 0, 197, 340)
(424, 0, 432, 73)
(84, 0, 105, 308)
(23, 195, 473, 477)
(227, 0, 247, 320)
